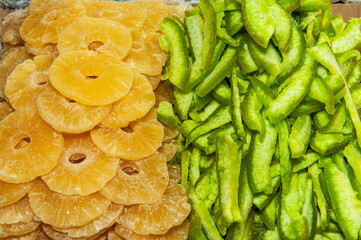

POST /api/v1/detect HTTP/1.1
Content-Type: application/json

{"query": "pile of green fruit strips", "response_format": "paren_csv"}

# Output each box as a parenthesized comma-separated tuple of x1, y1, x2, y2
(156, 0, 361, 239)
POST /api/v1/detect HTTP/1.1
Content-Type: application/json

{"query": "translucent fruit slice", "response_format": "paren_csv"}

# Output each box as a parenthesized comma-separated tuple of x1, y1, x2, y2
(100, 153, 169, 205)
(57, 17, 132, 60)
(36, 230, 51, 240)
(168, 164, 181, 185)
(42, 225, 106, 240)
(125, 38, 167, 76)
(114, 219, 189, 240)
(99, 71, 155, 128)
(1, 9, 28, 45)
(0, 102, 13, 122)
(36, 85, 111, 134)
(107, 228, 125, 240)
(49, 50, 133, 106)
(0, 179, 34, 208)
(83, 0, 146, 36)
(163, 125, 179, 142)
(20, 0, 87, 47)
(0, 47, 32, 100)
(0, 220, 41, 238)
(0, 109, 64, 183)
(5, 55, 53, 110)
(63, 203, 124, 238)
(117, 184, 191, 235)
(91, 116, 164, 161)
(157, 141, 177, 162)
(1, 227, 41, 240)
(28, 180, 111, 228)
(0, 196, 35, 224)
(24, 43, 58, 57)
(145, 74, 161, 90)
(42, 133, 119, 196)
(154, 81, 172, 107)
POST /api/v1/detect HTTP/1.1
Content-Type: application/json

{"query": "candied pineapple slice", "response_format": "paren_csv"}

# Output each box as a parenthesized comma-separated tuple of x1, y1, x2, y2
(24, 43, 58, 57)
(0, 102, 13, 122)
(1, 10, 28, 45)
(100, 153, 168, 205)
(145, 74, 161, 90)
(36, 85, 111, 134)
(58, 17, 132, 60)
(115, 220, 189, 240)
(2, 228, 41, 240)
(0, 220, 41, 238)
(42, 133, 119, 196)
(0, 109, 64, 183)
(100, 71, 155, 128)
(0, 196, 35, 224)
(42, 225, 106, 240)
(168, 164, 181, 185)
(154, 81, 172, 107)
(117, 184, 191, 235)
(157, 141, 177, 162)
(29, 180, 111, 228)
(49, 51, 133, 106)
(0, 180, 34, 208)
(5, 55, 53, 110)
(163, 124, 179, 142)
(20, 0, 87, 47)
(107, 228, 124, 240)
(90, 115, 164, 161)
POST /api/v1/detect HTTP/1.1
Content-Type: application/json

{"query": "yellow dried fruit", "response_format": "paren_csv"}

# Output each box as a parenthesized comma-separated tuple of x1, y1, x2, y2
(154, 81, 172, 108)
(0, 101, 13, 122)
(41, 225, 106, 240)
(1, 9, 28, 45)
(0, 180, 34, 208)
(157, 141, 177, 162)
(107, 228, 124, 240)
(0, 220, 41, 238)
(145, 74, 161, 90)
(1, 227, 40, 240)
(24, 43, 58, 58)
(0, 196, 35, 224)
(163, 124, 179, 142)
(168, 164, 181, 185)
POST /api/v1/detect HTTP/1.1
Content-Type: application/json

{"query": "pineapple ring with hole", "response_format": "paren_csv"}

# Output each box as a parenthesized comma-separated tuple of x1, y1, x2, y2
(0, 102, 13, 122)
(99, 70, 155, 128)
(114, 219, 189, 240)
(157, 141, 177, 162)
(0, 220, 41, 238)
(0, 179, 34, 208)
(36, 85, 112, 134)
(57, 17, 132, 60)
(29, 180, 111, 228)
(42, 133, 119, 196)
(5, 55, 53, 110)
(100, 153, 169, 205)
(41, 225, 106, 240)
(0, 109, 64, 183)
(20, 0, 87, 47)
(49, 50, 133, 106)
(90, 113, 164, 161)
(117, 184, 191, 235)
(0, 196, 35, 225)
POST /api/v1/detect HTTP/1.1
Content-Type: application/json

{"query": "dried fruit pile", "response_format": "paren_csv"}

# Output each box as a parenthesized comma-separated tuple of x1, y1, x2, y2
(0, 0, 190, 239)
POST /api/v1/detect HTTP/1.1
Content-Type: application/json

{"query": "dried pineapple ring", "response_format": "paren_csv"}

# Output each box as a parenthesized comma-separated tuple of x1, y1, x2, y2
(49, 51, 133, 106)
(90, 116, 164, 161)
(62, 203, 124, 238)
(42, 225, 106, 240)
(157, 141, 177, 162)
(24, 43, 58, 58)
(0, 179, 34, 208)
(168, 164, 181, 185)
(154, 81, 172, 108)
(163, 124, 179, 142)
(2, 228, 41, 240)
(36, 85, 111, 134)
(29, 180, 111, 228)
(99, 71, 155, 128)
(117, 184, 191, 235)
(114, 220, 189, 240)
(0, 220, 41, 238)
(0, 102, 13, 122)
(100, 153, 169, 205)
(0, 47, 32, 100)
(20, 0, 87, 47)
(83, 1, 146, 36)
(42, 133, 119, 196)
(0, 196, 35, 224)
(58, 17, 132, 60)
(107, 228, 124, 240)
(125, 38, 167, 77)
(1, 9, 28, 45)
(36, 230, 51, 240)
(145, 74, 161, 90)
(5, 55, 53, 110)
(0, 109, 64, 183)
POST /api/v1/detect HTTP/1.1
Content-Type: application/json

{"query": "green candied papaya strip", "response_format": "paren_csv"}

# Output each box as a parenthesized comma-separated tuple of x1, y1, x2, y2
(156, 101, 182, 130)
(267, 53, 316, 123)
(260, 193, 279, 230)
(351, 83, 361, 110)
(186, 104, 232, 146)
(289, 114, 312, 158)
(298, 11, 321, 30)
(181, 150, 191, 189)
(308, 42, 361, 149)
(185, 58, 204, 91)
(188, 183, 224, 240)
(314, 234, 331, 240)
(226, 211, 254, 240)
(296, 0, 328, 12)
(171, 87, 194, 120)
(225, 10, 244, 36)
(319, 2, 332, 32)
(185, 14, 204, 60)
(238, 157, 254, 221)
(290, 100, 324, 117)
(215, 12, 240, 47)
(237, 34, 258, 74)
(279, 173, 309, 240)
(199, 153, 214, 171)
(195, 45, 237, 97)
(216, 134, 242, 226)
(268, 2, 293, 51)
(211, 81, 231, 103)
(212, 197, 228, 235)
(188, 216, 207, 240)
(277, 0, 300, 12)
(230, 66, 246, 140)
(253, 176, 281, 210)
(195, 162, 219, 210)
(247, 37, 282, 76)
(189, 99, 220, 123)
(324, 162, 361, 240)
(259, 227, 283, 240)
(249, 76, 276, 108)
(160, 18, 190, 90)
(319, 103, 347, 134)
(293, 150, 320, 172)
(311, 131, 354, 155)
(248, 117, 278, 194)
(239, 0, 276, 48)
(170, 133, 185, 163)
(335, 61, 361, 102)
(190, 92, 212, 112)
(344, 140, 361, 187)
(159, 35, 169, 52)
(242, 85, 265, 138)
(331, 18, 361, 55)
(302, 175, 317, 240)
(189, 147, 201, 184)
(199, 0, 217, 73)
(331, 14, 346, 35)
(308, 77, 334, 114)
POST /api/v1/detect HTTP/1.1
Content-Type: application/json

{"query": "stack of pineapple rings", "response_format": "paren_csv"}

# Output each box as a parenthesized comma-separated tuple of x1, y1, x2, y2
(0, 0, 191, 239)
